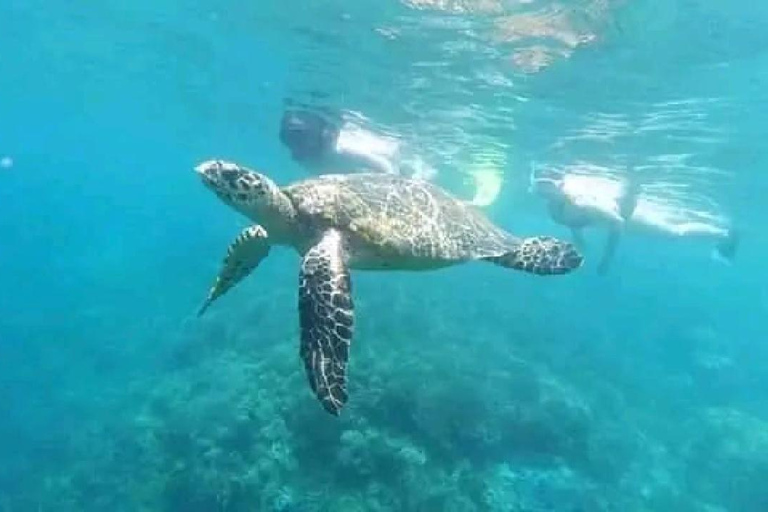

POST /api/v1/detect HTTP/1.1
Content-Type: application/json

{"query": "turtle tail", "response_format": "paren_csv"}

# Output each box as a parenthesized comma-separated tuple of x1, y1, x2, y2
(484, 236, 583, 275)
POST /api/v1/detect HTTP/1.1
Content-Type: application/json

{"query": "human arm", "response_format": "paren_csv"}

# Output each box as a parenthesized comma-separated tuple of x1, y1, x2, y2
(571, 227, 586, 248)
(597, 227, 621, 275)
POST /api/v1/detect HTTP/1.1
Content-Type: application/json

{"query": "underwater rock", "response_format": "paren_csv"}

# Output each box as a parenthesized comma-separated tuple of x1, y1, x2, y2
(336, 427, 427, 483)
(484, 462, 601, 512)
(683, 408, 768, 512)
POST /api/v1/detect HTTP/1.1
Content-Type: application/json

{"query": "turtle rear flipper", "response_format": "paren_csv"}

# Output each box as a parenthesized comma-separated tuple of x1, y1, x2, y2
(299, 229, 354, 416)
(198, 225, 271, 316)
(485, 236, 583, 275)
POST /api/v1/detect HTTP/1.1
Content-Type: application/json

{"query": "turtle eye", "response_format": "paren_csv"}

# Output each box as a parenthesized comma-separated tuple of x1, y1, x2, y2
(240, 174, 266, 195)
(221, 168, 240, 182)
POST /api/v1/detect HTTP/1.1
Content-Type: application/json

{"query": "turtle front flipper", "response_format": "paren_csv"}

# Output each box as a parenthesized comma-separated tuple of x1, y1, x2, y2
(198, 225, 271, 316)
(298, 229, 354, 416)
(485, 236, 583, 275)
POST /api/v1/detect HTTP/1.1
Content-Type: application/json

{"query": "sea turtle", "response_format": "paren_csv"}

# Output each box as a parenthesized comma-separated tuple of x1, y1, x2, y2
(195, 159, 583, 415)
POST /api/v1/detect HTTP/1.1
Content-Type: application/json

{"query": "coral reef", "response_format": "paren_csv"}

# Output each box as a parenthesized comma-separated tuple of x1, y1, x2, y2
(2, 285, 764, 511)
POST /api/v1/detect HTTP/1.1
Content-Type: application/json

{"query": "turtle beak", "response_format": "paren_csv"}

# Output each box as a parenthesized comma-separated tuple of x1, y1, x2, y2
(195, 159, 223, 184)
(195, 159, 243, 192)
(194, 160, 215, 188)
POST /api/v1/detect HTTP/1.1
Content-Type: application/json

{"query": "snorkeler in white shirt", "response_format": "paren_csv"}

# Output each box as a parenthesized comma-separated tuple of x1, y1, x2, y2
(530, 170, 739, 274)
(279, 108, 434, 179)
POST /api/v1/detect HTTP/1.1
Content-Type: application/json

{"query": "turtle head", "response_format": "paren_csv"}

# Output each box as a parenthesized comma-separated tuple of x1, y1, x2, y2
(195, 160, 295, 228)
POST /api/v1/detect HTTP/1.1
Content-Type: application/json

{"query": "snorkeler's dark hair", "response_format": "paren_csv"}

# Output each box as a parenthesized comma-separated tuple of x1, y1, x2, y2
(279, 109, 340, 159)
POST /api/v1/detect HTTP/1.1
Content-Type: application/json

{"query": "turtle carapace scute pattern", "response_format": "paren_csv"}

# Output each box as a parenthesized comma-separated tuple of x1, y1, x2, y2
(194, 159, 584, 415)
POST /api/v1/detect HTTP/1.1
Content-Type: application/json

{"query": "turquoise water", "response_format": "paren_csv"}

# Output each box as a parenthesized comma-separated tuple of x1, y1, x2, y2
(1, 1, 766, 510)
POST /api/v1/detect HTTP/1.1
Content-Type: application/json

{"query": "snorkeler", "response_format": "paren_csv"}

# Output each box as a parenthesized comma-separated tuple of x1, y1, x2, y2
(280, 106, 505, 207)
(530, 171, 739, 274)
(279, 108, 402, 176)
